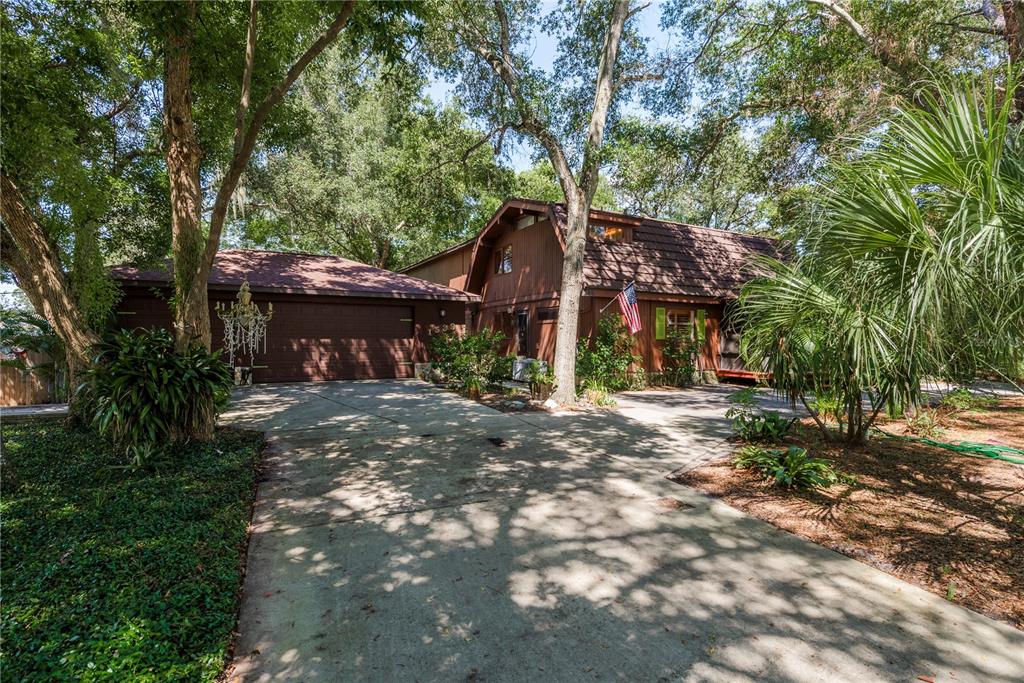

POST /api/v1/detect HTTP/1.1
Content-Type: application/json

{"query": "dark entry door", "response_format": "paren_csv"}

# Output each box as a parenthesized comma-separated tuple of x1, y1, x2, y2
(516, 310, 529, 357)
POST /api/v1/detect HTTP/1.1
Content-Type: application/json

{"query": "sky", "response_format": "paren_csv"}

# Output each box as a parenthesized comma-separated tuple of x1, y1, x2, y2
(425, 0, 673, 171)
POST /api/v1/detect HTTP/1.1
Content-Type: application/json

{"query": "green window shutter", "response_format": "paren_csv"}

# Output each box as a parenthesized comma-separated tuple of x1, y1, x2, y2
(655, 307, 666, 340)
(695, 309, 706, 345)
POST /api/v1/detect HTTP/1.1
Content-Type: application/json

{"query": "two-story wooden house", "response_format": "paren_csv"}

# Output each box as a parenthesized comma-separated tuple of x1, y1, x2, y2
(402, 198, 782, 380)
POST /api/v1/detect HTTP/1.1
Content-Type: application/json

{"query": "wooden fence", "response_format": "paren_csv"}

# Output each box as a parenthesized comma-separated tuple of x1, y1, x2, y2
(1, 350, 56, 407)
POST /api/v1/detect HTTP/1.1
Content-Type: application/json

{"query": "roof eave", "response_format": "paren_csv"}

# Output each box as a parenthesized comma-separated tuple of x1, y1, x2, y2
(116, 278, 479, 302)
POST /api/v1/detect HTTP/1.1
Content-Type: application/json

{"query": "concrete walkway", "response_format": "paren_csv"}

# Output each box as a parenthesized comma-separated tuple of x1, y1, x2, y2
(224, 381, 1023, 682)
(0, 402, 69, 423)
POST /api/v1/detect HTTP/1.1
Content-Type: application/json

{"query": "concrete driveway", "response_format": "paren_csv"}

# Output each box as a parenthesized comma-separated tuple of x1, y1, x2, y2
(223, 381, 1023, 682)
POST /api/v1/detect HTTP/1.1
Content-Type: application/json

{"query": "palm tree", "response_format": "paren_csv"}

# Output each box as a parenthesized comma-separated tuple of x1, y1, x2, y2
(738, 74, 1024, 445)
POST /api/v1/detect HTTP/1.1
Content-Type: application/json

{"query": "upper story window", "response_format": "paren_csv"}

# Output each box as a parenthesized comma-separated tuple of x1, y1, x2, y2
(494, 244, 512, 274)
(588, 224, 625, 242)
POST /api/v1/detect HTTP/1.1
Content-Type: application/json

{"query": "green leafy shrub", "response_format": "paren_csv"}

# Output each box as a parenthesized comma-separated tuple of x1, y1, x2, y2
(808, 391, 842, 424)
(577, 314, 642, 393)
(725, 388, 793, 442)
(905, 408, 945, 438)
(733, 445, 848, 489)
(727, 386, 758, 410)
(730, 410, 795, 442)
(940, 388, 998, 412)
(661, 329, 698, 386)
(490, 352, 515, 386)
(428, 325, 511, 395)
(1, 423, 263, 682)
(526, 360, 556, 400)
(79, 328, 233, 465)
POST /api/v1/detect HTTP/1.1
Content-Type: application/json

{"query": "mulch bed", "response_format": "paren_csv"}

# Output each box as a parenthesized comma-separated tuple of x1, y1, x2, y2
(475, 390, 544, 413)
(674, 397, 1024, 630)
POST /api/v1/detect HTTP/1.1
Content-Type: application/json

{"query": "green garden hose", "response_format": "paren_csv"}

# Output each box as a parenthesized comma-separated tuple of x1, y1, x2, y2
(873, 429, 1024, 465)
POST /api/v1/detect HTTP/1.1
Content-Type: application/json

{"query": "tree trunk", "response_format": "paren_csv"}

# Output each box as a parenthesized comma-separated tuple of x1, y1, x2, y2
(551, 192, 589, 405)
(168, 1, 356, 356)
(163, 0, 208, 352)
(546, 0, 631, 406)
(0, 172, 100, 408)
(1003, 1, 1024, 119)
(799, 395, 832, 442)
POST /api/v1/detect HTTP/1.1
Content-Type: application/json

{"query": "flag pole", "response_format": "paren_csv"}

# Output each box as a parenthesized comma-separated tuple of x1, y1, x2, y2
(599, 280, 635, 314)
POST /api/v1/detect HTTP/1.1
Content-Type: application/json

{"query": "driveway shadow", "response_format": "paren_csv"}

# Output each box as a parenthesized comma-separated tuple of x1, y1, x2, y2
(225, 381, 1024, 682)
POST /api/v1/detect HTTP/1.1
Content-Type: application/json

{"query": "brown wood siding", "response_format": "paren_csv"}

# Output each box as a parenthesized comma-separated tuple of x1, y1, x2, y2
(116, 286, 465, 383)
(473, 294, 723, 376)
(572, 296, 724, 373)
(404, 245, 472, 291)
(479, 218, 564, 304)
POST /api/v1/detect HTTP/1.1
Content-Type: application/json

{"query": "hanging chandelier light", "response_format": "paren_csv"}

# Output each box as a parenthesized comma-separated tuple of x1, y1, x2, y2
(216, 279, 273, 383)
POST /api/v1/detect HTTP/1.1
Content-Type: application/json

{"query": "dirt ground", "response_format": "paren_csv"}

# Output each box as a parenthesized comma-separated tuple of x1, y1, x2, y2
(675, 397, 1024, 630)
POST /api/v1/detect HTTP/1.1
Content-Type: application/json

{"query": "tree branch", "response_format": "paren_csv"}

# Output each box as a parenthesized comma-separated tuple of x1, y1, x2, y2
(230, 0, 258, 160)
(579, 0, 632, 199)
(0, 172, 100, 366)
(618, 70, 664, 84)
(461, 2, 578, 195)
(103, 81, 142, 120)
(201, 1, 356, 275)
(808, 0, 869, 42)
(690, 1, 738, 66)
(494, 0, 511, 61)
(413, 125, 508, 181)
(937, 22, 1004, 35)
(807, 0, 907, 77)
(627, 2, 652, 19)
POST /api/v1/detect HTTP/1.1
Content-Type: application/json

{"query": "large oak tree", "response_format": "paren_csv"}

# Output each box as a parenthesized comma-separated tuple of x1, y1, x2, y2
(1, 1, 167, 396)
(649, 0, 1023, 234)
(150, 0, 422, 436)
(431, 0, 655, 405)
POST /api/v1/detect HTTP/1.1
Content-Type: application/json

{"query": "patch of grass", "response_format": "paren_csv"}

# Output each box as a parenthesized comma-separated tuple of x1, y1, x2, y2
(1, 422, 263, 682)
(940, 388, 999, 412)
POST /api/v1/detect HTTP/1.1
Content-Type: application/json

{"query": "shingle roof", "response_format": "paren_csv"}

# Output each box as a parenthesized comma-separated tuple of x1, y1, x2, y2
(546, 204, 782, 299)
(111, 249, 477, 301)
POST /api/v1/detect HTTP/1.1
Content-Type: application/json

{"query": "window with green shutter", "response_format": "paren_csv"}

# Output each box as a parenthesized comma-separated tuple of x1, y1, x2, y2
(655, 307, 666, 340)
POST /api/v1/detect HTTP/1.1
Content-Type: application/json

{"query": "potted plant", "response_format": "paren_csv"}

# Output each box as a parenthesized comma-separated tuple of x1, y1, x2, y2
(526, 360, 555, 401)
(464, 374, 483, 400)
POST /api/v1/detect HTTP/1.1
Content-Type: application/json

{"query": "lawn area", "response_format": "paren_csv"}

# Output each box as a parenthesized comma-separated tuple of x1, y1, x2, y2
(677, 397, 1024, 630)
(1, 422, 264, 682)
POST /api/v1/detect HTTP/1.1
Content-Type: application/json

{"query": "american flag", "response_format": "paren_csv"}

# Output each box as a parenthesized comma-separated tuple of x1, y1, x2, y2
(616, 282, 642, 335)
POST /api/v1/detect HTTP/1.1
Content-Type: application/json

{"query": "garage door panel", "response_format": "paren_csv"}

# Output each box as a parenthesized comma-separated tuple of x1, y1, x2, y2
(256, 302, 419, 382)
(277, 303, 413, 339)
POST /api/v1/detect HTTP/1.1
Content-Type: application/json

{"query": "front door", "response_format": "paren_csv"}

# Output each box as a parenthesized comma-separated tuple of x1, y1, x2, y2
(516, 310, 529, 357)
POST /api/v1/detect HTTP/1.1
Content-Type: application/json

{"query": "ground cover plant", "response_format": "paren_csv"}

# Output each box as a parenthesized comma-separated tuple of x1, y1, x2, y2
(1, 422, 263, 681)
(678, 396, 1024, 629)
(940, 388, 1000, 412)
(732, 444, 849, 489)
(525, 359, 556, 400)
